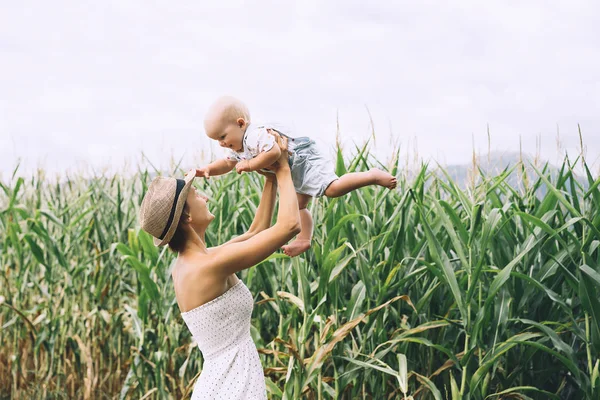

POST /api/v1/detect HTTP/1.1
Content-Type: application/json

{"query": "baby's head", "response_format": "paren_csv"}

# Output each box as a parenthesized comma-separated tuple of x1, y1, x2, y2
(204, 96, 250, 152)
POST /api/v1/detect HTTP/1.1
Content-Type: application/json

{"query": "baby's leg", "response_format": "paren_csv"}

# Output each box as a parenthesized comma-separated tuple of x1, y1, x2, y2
(281, 193, 313, 257)
(324, 169, 397, 198)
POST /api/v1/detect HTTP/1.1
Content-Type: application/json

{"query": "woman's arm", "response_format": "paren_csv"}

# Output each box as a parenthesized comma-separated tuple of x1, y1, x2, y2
(246, 173, 278, 233)
(207, 138, 301, 276)
(212, 174, 277, 247)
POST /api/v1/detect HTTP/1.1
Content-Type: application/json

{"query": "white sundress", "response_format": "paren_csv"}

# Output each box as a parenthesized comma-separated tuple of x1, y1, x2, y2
(180, 280, 267, 399)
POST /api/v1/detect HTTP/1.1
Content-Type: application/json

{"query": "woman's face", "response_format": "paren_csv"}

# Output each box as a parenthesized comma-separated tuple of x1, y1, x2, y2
(186, 186, 214, 227)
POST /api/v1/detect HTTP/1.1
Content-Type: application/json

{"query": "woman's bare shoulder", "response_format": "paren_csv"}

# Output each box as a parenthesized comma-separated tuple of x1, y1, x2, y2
(174, 251, 218, 280)
(173, 252, 230, 312)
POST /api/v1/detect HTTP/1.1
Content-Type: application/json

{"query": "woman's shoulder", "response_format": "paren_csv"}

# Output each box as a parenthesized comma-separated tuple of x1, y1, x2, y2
(177, 249, 218, 268)
(177, 246, 234, 275)
(173, 252, 221, 290)
(173, 256, 236, 312)
(173, 251, 213, 280)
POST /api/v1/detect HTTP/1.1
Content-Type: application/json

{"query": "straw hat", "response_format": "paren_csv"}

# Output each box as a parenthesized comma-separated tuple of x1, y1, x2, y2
(139, 170, 195, 246)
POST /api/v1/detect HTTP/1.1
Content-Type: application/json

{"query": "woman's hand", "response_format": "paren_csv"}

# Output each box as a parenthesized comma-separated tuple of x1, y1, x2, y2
(269, 132, 289, 173)
(256, 169, 277, 181)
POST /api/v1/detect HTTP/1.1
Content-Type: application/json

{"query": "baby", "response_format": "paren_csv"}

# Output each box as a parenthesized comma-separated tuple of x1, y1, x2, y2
(195, 96, 397, 257)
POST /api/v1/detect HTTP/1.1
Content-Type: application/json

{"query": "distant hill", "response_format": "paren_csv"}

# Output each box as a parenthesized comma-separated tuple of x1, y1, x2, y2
(439, 151, 587, 193)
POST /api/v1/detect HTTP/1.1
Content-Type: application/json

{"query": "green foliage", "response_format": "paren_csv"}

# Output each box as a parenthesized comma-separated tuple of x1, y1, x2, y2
(1, 151, 599, 399)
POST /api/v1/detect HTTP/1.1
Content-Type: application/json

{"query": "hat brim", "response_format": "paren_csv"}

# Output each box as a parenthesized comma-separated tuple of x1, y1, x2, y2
(153, 170, 196, 247)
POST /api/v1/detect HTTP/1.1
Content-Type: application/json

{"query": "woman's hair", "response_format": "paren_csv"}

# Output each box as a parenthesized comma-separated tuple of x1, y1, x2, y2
(167, 203, 191, 253)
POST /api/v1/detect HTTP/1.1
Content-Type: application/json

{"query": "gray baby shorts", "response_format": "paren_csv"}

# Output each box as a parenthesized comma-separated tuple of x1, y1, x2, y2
(287, 136, 339, 197)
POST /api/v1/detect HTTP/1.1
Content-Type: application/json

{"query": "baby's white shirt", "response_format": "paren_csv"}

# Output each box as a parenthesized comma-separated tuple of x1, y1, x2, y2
(224, 122, 288, 162)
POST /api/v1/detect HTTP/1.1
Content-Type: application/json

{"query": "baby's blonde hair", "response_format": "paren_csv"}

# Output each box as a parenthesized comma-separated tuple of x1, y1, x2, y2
(208, 96, 251, 125)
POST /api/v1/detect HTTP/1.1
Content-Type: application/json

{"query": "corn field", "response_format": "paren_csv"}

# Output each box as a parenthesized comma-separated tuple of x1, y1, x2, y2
(1, 143, 600, 399)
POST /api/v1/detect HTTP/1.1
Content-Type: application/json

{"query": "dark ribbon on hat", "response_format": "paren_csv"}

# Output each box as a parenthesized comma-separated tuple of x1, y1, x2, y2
(159, 178, 185, 240)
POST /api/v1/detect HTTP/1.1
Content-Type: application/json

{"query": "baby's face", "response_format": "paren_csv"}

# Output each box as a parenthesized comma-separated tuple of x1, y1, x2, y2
(205, 118, 246, 152)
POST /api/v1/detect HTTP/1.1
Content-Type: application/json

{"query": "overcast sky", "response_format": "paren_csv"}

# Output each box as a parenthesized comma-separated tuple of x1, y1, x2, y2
(1, 1, 599, 179)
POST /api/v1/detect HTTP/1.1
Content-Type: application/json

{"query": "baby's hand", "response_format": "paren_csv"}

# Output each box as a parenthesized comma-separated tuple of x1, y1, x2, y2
(194, 166, 210, 179)
(236, 160, 252, 174)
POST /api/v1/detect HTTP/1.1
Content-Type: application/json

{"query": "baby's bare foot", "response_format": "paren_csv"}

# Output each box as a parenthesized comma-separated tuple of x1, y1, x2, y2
(369, 168, 397, 189)
(281, 240, 311, 257)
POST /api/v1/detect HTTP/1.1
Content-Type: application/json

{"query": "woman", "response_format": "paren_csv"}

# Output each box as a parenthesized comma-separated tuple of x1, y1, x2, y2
(139, 135, 299, 399)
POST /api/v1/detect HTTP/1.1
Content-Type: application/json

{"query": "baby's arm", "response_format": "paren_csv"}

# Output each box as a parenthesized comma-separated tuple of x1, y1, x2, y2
(236, 145, 281, 174)
(196, 158, 237, 178)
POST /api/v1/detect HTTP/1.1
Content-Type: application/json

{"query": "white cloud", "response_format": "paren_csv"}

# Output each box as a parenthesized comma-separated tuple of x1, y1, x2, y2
(1, 0, 599, 178)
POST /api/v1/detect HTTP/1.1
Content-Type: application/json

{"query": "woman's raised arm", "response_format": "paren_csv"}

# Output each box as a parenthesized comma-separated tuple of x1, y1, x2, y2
(206, 137, 301, 276)
(214, 174, 277, 248)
